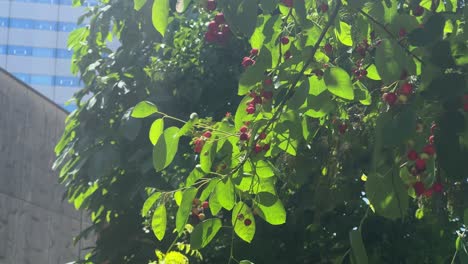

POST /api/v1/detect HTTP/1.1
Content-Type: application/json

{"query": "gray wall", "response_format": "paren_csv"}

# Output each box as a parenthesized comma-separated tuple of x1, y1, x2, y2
(0, 68, 86, 264)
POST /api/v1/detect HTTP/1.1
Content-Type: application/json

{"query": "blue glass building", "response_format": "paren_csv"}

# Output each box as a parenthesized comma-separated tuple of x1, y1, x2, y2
(0, 0, 98, 112)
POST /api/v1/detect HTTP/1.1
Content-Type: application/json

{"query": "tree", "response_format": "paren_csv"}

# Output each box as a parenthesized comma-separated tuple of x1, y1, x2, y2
(55, 0, 468, 263)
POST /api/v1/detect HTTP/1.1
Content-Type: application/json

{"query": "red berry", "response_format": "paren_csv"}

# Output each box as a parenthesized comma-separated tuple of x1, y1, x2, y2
(313, 69, 324, 77)
(428, 135, 435, 144)
(202, 201, 209, 209)
(423, 144, 436, 156)
(216, 31, 228, 45)
(284, 50, 292, 60)
(250, 48, 259, 56)
(205, 31, 217, 43)
(240, 126, 248, 133)
(407, 150, 418, 161)
(463, 103, 468, 112)
(338, 123, 348, 134)
(208, 21, 218, 32)
(463, 95, 468, 102)
(430, 123, 437, 134)
(214, 13, 225, 24)
(198, 213, 206, 220)
(225, 112, 232, 118)
(207, 0, 217, 11)
(424, 188, 433, 198)
(240, 133, 249, 141)
(399, 28, 407, 38)
(383, 92, 397, 106)
(360, 69, 368, 76)
(324, 43, 333, 54)
(244, 218, 252, 226)
(415, 158, 426, 172)
(261, 90, 273, 100)
(264, 78, 273, 86)
(432, 182, 443, 193)
(399, 83, 413, 95)
(320, 3, 328, 12)
(221, 24, 230, 35)
(194, 138, 205, 153)
(263, 144, 270, 151)
(280, 36, 290, 45)
(203, 131, 212, 138)
(413, 181, 425, 196)
(254, 144, 263, 153)
(412, 5, 424, 16)
(252, 96, 262, 105)
(259, 132, 267, 140)
(281, 0, 293, 7)
(242, 57, 255, 68)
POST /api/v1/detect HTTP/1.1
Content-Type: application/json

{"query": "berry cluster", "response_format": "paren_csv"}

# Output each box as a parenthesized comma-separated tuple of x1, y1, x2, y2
(192, 198, 210, 221)
(319, 2, 329, 12)
(236, 213, 252, 226)
(412, 5, 424, 16)
(413, 181, 443, 197)
(352, 59, 368, 80)
(355, 39, 370, 57)
(245, 87, 273, 114)
(242, 48, 259, 68)
(382, 81, 415, 106)
(206, 0, 216, 11)
(193, 131, 212, 153)
(205, 13, 230, 45)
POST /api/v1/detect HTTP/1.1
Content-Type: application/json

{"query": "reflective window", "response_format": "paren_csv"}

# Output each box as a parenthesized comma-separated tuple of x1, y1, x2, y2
(35, 21, 57, 31)
(56, 49, 73, 58)
(0, 18, 8, 27)
(8, 46, 32, 56)
(0, 17, 81, 32)
(32, 47, 56, 57)
(12, 73, 31, 83)
(58, 22, 77, 32)
(0, 45, 6, 55)
(31, 75, 55, 85)
(0, 45, 72, 58)
(55, 76, 81, 87)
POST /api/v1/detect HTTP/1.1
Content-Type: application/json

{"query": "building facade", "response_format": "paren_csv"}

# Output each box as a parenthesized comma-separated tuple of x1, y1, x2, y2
(0, 0, 97, 112)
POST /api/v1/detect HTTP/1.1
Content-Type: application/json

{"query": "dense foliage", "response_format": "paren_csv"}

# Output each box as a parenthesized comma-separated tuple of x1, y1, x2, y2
(55, 0, 468, 263)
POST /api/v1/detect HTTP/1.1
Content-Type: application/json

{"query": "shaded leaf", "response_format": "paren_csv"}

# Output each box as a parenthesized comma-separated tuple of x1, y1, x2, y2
(190, 218, 222, 249)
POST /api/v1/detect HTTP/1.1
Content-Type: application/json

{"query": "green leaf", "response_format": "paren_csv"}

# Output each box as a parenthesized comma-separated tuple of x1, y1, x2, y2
(240, 261, 254, 264)
(238, 47, 272, 95)
(200, 179, 220, 201)
(408, 14, 445, 46)
(349, 229, 368, 264)
(186, 167, 205, 187)
(256, 192, 278, 206)
(176, 187, 198, 234)
(232, 202, 256, 243)
(287, 81, 309, 109)
(365, 168, 409, 220)
(244, 160, 275, 178)
(132, 101, 158, 118)
(464, 209, 468, 227)
(255, 198, 286, 225)
(152, 0, 170, 37)
(308, 75, 327, 96)
(174, 191, 182, 206)
(324, 67, 354, 100)
(215, 178, 235, 210)
(354, 81, 371, 106)
(335, 21, 353, 46)
(375, 39, 406, 85)
(259, 0, 278, 13)
(231, 0, 258, 37)
(134, 0, 147, 10)
(366, 64, 381, 80)
(142, 192, 161, 217)
(149, 119, 164, 145)
(209, 191, 222, 215)
(200, 140, 215, 173)
(152, 204, 167, 241)
(190, 218, 222, 249)
(153, 127, 180, 171)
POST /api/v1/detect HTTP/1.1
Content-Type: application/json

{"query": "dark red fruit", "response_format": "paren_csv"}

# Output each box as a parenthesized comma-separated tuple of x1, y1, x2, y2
(284, 50, 292, 60)
(259, 132, 267, 140)
(263, 144, 270, 151)
(413, 181, 425, 196)
(203, 131, 212, 138)
(208, 21, 218, 32)
(252, 96, 262, 105)
(244, 218, 252, 226)
(264, 78, 273, 86)
(338, 123, 348, 134)
(202, 201, 209, 209)
(412, 5, 424, 16)
(207, 0, 217, 11)
(214, 13, 225, 24)
(407, 150, 418, 161)
(415, 158, 426, 172)
(432, 182, 443, 193)
(424, 188, 433, 198)
(383, 92, 397, 106)
(464, 103, 468, 112)
(423, 144, 435, 156)
(242, 57, 255, 68)
(240, 133, 249, 141)
(250, 48, 259, 56)
(240, 125, 248, 133)
(399, 83, 413, 95)
(313, 69, 324, 77)
(399, 28, 407, 38)
(282, 0, 293, 7)
(280, 36, 290, 45)
(428, 135, 435, 144)
(261, 90, 273, 100)
(205, 31, 217, 42)
(324, 43, 333, 54)
(320, 3, 328, 12)
(254, 144, 263, 153)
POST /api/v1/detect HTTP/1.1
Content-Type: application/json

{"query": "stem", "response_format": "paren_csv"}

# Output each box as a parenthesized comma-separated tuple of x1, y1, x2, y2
(357, 9, 424, 64)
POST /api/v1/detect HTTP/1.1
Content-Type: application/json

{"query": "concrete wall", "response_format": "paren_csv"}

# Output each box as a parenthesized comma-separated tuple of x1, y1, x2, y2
(0, 68, 85, 264)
